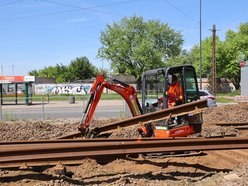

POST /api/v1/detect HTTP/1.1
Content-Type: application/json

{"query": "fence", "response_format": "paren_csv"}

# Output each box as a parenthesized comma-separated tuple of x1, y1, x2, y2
(0, 96, 130, 121)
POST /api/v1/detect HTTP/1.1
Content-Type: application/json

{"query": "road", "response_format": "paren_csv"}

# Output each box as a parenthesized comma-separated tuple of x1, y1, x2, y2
(0, 99, 240, 121)
(0, 100, 131, 120)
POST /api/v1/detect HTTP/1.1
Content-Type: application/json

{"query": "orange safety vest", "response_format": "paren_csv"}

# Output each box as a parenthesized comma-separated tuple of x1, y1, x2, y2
(167, 82, 183, 106)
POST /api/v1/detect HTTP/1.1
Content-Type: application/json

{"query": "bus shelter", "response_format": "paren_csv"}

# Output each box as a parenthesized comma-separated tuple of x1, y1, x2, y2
(0, 76, 34, 105)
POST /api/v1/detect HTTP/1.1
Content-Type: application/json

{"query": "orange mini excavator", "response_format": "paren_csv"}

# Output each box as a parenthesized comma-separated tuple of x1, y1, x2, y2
(78, 65, 204, 138)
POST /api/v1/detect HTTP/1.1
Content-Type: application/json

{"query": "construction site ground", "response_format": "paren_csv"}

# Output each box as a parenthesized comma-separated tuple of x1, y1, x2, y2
(1, 101, 248, 185)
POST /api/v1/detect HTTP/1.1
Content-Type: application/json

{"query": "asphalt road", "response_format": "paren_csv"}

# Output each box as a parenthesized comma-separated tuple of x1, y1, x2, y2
(0, 99, 241, 121)
(0, 100, 131, 120)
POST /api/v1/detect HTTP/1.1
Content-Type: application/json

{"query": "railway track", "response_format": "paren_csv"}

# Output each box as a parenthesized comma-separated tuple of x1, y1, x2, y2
(1, 137, 248, 168)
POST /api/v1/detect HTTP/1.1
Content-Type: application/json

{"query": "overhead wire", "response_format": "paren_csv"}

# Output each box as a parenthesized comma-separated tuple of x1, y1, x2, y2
(0, 0, 142, 22)
(0, 9, 83, 22)
(162, 0, 195, 22)
(219, 11, 248, 31)
(0, 0, 23, 8)
(40, 0, 127, 17)
(41, 0, 142, 9)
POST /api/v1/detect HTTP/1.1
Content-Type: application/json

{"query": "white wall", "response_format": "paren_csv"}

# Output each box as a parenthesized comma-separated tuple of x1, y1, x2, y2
(35, 84, 92, 95)
(241, 65, 248, 96)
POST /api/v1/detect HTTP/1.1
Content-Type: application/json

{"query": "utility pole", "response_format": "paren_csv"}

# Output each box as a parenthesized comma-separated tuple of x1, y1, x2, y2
(211, 24, 217, 95)
(199, 0, 202, 89)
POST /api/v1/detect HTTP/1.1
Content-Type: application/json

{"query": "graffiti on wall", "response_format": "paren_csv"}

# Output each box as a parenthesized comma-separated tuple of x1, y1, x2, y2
(35, 84, 92, 95)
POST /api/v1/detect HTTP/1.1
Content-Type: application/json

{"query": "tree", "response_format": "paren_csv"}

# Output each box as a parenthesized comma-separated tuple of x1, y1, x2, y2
(165, 49, 193, 67)
(220, 23, 248, 89)
(67, 57, 98, 82)
(28, 69, 39, 76)
(98, 16, 183, 84)
(190, 37, 223, 78)
(28, 56, 99, 83)
(188, 22, 248, 90)
(54, 64, 69, 83)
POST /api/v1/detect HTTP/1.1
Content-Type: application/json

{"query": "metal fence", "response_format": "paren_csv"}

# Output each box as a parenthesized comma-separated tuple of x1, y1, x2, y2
(0, 96, 130, 121)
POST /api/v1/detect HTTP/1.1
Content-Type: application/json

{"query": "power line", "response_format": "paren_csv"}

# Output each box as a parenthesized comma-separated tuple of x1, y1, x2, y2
(40, 0, 125, 17)
(0, 9, 82, 22)
(219, 11, 248, 30)
(41, 0, 143, 17)
(162, 0, 196, 22)
(0, 0, 141, 22)
(41, 0, 141, 9)
(0, 0, 22, 8)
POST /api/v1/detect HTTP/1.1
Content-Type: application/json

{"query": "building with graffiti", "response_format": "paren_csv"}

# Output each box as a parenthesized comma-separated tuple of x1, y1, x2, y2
(35, 83, 91, 95)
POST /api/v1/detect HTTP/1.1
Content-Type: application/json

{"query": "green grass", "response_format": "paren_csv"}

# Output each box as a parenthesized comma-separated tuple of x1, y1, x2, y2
(5, 112, 14, 121)
(216, 97, 236, 103)
(44, 93, 142, 101)
(3, 90, 240, 104)
(217, 90, 240, 97)
(1, 93, 140, 103)
(216, 90, 240, 103)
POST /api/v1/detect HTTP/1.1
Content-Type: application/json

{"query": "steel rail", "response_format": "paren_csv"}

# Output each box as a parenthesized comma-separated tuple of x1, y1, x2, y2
(206, 122, 248, 126)
(1, 133, 236, 145)
(235, 126, 248, 130)
(0, 137, 197, 145)
(92, 99, 207, 134)
(0, 136, 248, 168)
(59, 99, 207, 139)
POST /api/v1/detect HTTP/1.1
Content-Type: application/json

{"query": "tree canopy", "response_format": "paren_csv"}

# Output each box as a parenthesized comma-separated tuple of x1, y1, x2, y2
(29, 18, 248, 90)
(98, 16, 183, 82)
(28, 57, 99, 83)
(189, 22, 248, 89)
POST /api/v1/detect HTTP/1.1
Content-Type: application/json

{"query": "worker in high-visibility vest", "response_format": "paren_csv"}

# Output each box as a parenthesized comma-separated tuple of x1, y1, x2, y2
(158, 74, 183, 108)
(167, 74, 183, 108)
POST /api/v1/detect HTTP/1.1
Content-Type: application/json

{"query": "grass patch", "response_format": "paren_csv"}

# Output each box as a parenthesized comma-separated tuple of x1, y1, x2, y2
(5, 112, 15, 121)
(216, 97, 236, 103)
(217, 90, 240, 97)
(45, 93, 142, 101)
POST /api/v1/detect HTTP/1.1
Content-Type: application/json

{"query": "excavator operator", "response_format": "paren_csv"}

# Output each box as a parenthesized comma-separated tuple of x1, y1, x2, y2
(167, 74, 183, 108)
(158, 74, 183, 108)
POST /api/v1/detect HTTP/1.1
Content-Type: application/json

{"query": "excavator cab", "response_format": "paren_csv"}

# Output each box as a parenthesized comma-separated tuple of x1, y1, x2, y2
(139, 65, 202, 137)
(142, 65, 199, 113)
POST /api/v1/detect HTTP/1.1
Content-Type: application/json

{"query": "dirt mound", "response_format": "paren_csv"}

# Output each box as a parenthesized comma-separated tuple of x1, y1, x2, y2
(203, 102, 248, 124)
(1, 103, 248, 185)
(0, 119, 78, 141)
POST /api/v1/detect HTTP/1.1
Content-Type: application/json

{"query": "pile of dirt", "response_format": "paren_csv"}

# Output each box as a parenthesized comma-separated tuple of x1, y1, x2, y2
(0, 119, 78, 141)
(0, 118, 122, 141)
(203, 102, 248, 124)
(1, 103, 248, 186)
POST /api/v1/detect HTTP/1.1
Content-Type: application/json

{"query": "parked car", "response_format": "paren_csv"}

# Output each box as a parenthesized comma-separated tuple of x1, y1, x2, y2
(199, 90, 217, 107)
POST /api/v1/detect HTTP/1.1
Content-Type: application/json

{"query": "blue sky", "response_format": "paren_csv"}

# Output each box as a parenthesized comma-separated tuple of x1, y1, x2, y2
(0, 0, 248, 76)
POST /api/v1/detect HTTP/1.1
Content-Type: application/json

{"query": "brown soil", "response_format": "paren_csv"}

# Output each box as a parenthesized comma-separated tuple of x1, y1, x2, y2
(1, 102, 248, 185)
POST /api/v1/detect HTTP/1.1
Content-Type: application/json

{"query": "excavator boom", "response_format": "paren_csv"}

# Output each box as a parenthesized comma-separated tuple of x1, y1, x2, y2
(78, 74, 143, 135)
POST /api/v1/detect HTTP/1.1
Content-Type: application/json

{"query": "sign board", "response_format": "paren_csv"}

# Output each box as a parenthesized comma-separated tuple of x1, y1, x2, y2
(24, 76, 35, 82)
(0, 76, 35, 83)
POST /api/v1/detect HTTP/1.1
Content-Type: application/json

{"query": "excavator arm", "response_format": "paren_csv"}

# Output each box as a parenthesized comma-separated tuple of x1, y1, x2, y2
(78, 74, 143, 136)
